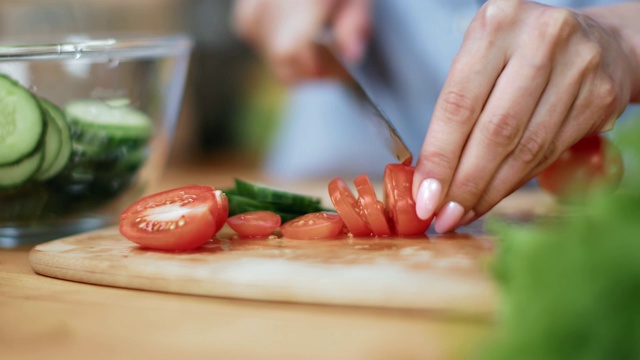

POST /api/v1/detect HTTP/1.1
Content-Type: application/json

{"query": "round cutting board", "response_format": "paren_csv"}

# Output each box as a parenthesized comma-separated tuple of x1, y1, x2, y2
(29, 225, 496, 317)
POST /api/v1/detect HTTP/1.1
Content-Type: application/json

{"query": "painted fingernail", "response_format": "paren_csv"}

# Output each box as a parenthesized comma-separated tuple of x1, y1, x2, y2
(459, 210, 476, 226)
(415, 178, 442, 220)
(434, 202, 465, 233)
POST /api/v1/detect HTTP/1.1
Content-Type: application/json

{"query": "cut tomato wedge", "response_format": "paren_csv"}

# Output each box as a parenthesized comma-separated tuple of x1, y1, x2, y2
(328, 178, 371, 236)
(383, 164, 432, 236)
(354, 174, 392, 236)
(227, 211, 281, 237)
(119, 185, 219, 251)
(281, 211, 345, 240)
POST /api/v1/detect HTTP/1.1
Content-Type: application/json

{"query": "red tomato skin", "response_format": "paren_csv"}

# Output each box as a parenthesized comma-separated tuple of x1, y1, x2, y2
(328, 178, 372, 236)
(119, 206, 217, 251)
(537, 135, 624, 201)
(213, 190, 229, 233)
(119, 185, 220, 251)
(227, 211, 281, 237)
(383, 164, 432, 236)
(281, 212, 345, 240)
(354, 174, 392, 236)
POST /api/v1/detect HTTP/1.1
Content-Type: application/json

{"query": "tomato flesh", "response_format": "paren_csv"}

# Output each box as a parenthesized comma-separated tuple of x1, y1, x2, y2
(227, 211, 281, 237)
(328, 178, 371, 236)
(281, 212, 345, 240)
(383, 164, 432, 236)
(537, 134, 624, 201)
(354, 174, 392, 236)
(119, 185, 219, 251)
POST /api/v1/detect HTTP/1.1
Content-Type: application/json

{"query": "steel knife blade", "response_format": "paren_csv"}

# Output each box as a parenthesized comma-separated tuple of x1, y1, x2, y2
(315, 32, 413, 165)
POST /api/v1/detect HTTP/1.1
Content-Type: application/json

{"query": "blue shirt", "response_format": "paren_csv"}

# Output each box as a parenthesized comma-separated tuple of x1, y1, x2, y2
(264, 0, 634, 180)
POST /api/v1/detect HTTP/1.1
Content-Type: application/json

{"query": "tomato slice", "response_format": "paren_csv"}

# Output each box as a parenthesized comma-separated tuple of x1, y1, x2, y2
(537, 134, 624, 201)
(354, 174, 392, 236)
(119, 186, 219, 251)
(226, 211, 281, 237)
(328, 178, 372, 236)
(213, 190, 229, 233)
(383, 164, 432, 236)
(281, 212, 345, 240)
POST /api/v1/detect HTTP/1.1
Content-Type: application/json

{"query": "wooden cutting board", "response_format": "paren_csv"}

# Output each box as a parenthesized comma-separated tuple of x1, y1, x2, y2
(29, 224, 497, 317)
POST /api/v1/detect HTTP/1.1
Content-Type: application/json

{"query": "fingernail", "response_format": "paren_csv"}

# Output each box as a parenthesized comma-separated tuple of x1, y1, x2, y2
(434, 202, 465, 233)
(459, 210, 476, 226)
(415, 178, 442, 220)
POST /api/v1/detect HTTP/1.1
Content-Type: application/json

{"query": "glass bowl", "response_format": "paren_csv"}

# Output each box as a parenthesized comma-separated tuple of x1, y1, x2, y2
(0, 34, 192, 248)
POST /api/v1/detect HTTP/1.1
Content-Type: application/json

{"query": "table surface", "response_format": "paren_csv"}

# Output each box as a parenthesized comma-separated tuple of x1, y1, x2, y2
(0, 157, 554, 360)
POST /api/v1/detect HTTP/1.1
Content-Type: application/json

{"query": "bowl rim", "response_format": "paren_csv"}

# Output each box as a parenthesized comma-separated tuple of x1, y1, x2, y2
(0, 34, 193, 61)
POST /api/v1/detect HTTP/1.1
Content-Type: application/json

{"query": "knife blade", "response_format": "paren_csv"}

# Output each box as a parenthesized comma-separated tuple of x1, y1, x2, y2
(315, 32, 413, 165)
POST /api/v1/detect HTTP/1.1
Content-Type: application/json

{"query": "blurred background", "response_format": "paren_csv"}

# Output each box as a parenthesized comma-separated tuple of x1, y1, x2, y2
(0, 0, 284, 167)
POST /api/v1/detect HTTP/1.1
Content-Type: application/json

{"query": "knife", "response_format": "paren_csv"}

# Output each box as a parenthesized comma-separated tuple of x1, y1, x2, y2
(314, 31, 413, 165)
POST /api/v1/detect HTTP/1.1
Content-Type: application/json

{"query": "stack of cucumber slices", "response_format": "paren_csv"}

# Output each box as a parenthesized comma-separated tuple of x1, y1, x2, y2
(0, 74, 153, 222)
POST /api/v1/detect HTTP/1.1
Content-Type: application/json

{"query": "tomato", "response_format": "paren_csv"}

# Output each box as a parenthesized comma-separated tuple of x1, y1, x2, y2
(227, 211, 281, 237)
(281, 212, 345, 240)
(213, 190, 229, 233)
(354, 174, 392, 236)
(537, 134, 624, 201)
(119, 185, 219, 251)
(383, 164, 432, 236)
(328, 178, 372, 236)
(120, 185, 217, 221)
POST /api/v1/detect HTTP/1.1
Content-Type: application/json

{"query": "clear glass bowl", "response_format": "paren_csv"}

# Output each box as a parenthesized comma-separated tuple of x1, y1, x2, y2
(0, 34, 192, 248)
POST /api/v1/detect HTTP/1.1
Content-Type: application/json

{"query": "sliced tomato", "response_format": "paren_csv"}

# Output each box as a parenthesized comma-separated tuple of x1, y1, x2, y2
(226, 211, 281, 237)
(120, 185, 217, 221)
(537, 134, 624, 201)
(119, 185, 219, 251)
(213, 190, 229, 233)
(281, 212, 345, 240)
(354, 174, 392, 236)
(328, 178, 372, 236)
(383, 164, 432, 236)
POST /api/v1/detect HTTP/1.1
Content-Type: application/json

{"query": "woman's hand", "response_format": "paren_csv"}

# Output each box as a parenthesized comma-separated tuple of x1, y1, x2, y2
(413, 0, 640, 233)
(232, 0, 372, 84)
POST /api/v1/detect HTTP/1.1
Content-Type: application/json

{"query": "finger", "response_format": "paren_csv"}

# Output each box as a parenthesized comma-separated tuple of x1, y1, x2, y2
(472, 51, 586, 218)
(231, 0, 266, 43)
(412, 5, 512, 221)
(333, 0, 372, 63)
(432, 47, 551, 233)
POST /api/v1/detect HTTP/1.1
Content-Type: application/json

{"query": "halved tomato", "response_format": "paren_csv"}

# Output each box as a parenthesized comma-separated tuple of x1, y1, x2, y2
(227, 211, 281, 237)
(328, 178, 372, 236)
(281, 211, 345, 240)
(537, 134, 624, 201)
(119, 185, 219, 251)
(383, 164, 432, 236)
(354, 174, 392, 236)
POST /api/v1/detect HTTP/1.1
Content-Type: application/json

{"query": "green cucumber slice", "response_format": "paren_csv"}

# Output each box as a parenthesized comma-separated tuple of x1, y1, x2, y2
(233, 178, 323, 213)
(35, 99, 73, 181)
(64, 99, 153, 146)
(0, 147, 44, 188)
(0, 74, 45, 165)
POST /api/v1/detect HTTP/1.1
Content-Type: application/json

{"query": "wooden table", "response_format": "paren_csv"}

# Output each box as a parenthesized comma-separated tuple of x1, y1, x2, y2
(0, 158, 554, 359)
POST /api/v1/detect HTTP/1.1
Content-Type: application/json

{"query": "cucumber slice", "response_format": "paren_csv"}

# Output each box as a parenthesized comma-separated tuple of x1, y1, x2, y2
(0, 74, 45, 165)
(64, 99, 153, 146)
(233, 178, 323, 213)
(35, 99, 73, 181)
(0, 146, 44, 188)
